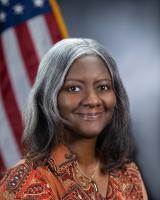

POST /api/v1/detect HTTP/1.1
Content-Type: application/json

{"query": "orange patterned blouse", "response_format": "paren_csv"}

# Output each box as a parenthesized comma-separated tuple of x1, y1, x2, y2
(0, 144, 144, 199)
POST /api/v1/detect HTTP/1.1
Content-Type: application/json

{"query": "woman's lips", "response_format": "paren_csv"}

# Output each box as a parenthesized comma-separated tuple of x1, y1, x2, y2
(75, 112, 103, 121)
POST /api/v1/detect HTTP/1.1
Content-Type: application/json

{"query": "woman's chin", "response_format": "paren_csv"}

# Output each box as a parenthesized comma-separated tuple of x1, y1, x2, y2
(63, 124, 104, 140)
(75, 129, 103, 139)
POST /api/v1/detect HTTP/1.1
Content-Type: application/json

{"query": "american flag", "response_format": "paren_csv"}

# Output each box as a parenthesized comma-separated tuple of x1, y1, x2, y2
(0, 0, 68, 175)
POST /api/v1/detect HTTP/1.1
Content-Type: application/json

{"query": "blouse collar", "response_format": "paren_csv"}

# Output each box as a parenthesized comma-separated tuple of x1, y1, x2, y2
(47, 144, 76, 175)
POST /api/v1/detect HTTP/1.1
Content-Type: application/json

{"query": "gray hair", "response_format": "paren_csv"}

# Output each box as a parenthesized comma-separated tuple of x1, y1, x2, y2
(23, 38, 130, 162)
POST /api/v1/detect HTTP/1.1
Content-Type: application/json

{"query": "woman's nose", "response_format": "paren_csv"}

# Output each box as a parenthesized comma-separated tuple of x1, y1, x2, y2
(81, 89, 102, 108)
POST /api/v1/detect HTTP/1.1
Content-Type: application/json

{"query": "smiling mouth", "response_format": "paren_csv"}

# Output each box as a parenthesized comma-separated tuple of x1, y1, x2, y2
(76, 112, 103, 121)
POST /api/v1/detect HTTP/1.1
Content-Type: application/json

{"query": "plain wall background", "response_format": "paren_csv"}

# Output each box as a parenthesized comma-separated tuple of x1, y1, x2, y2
(59, 0, 160, 199)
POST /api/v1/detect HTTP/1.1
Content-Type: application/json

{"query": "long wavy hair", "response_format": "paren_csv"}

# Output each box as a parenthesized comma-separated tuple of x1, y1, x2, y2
(23, 38, 133, 172)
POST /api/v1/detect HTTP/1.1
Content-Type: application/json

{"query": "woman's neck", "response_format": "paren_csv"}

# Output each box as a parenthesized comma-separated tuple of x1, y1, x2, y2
(67, 137, 98, 166)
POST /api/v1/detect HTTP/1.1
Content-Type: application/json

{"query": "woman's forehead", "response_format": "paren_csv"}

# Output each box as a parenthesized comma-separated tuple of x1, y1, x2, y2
(65, 55, 111, 81)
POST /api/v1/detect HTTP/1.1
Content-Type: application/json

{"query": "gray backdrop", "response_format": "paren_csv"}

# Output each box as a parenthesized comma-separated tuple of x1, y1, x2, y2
(59, 0, 160, 199)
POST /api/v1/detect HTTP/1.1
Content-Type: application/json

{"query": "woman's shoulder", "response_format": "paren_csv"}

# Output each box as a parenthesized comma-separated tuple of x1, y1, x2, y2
(123, 161, 141, 174)
(0, 159, 54, 199)
(112, 161, 142, 182)
(109, 161, 144, 199)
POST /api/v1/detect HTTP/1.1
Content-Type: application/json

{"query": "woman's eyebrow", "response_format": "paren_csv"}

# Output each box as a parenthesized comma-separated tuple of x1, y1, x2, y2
(65, 78, 84, 83)
(95, 78, 112, 83)
(65, 78, 112, 83)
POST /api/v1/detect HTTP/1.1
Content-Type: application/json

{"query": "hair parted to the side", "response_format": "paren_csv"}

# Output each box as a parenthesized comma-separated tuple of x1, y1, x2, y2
(23, 38, 133, 172)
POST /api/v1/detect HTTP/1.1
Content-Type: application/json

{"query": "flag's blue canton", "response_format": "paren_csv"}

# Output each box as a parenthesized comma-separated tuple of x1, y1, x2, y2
(0, 0, 52, 33)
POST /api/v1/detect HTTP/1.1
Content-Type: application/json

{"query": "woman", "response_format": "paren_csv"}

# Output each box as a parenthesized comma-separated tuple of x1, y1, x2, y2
(0, 38, 148, 199)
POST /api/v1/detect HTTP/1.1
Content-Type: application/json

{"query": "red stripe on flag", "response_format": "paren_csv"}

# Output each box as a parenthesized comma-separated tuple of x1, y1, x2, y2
(14, 23, 39, 85)
(44, 12, 63, 43)
(0, 38, 23, 152)
(0, 153, 6, 179)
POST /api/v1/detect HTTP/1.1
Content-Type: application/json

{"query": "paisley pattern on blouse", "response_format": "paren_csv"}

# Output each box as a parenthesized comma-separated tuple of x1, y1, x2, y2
(0, 162, 53, 199)
(0, 144, 144, 199)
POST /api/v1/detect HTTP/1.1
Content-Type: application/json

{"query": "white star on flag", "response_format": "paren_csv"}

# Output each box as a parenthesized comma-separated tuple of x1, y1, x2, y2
(0, 11, 6, 22)
(13, 4, 24, 15)
(33, 0, 44, 8)
(0, 0, 9, 6)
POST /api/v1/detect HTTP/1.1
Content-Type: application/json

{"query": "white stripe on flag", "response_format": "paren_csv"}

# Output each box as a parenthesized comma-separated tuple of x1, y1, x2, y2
(2, 29, 31, 113)
(28, 15, 53, 60)
(0, 95, 21, 168)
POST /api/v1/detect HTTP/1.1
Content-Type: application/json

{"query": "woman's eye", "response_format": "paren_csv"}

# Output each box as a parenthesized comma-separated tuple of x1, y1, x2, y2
(97, 85, 109, 91)
(67, 86, 80, 92)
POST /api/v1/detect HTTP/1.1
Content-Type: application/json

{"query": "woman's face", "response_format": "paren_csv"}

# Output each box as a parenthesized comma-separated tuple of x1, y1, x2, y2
(58, 55, 116, 138)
